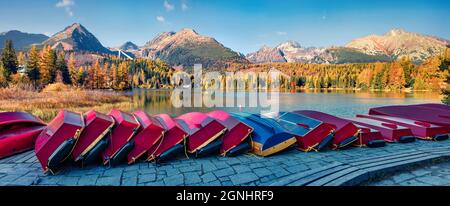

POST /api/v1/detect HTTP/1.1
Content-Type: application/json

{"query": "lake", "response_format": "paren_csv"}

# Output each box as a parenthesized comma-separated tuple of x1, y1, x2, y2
(123, 89, 442, 118)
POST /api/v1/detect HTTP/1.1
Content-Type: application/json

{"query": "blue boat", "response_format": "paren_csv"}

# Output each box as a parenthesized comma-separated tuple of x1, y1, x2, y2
(230, 112, 296, 157)
(264, 112, 334, 152)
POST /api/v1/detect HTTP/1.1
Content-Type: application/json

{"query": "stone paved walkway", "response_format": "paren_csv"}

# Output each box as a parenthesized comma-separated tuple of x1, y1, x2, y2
(1, 140, 450, 186)
(365, 161, 450, 186)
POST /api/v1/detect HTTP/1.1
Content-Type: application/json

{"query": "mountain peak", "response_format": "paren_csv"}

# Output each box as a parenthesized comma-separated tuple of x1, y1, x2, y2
(119, 41, 138, 51)
(278, 40, 302, 49)
(386, 28, 407, 36)
(43, 23, 110, 54)
(177, 28, 199, 36)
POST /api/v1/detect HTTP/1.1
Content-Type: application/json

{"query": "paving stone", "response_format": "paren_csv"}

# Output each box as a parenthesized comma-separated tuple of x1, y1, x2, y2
(138, 173, 156, 184)
(8, 175, 38, 186)
(392, 173, 415, 183)
(122, 177, 138, 186)
(253, 168, 272, 178)
(214, 168, 235, 178)
(184, 172, 202, 185)
(416, 176, 449, 186)
(77, 175, 99, 186)
(164, 168, 180, 176)
(285, 164, 309, 173)
(164, 174, 184, 186)
(180, 165, 201, 173)
(230, 172, 259, 185)
(201, 162, 217, 173)
(399, 180, 431, 186)
(103, 168, 124, 177)
(200, 172, 217, 183)
(144, 181, 164, 186)
(202, 180, 221, 186)
(213, 161, 230, 169)
(57, 176, 80, 185)
(96, 176, 121, 186)
(411, 169, 432, 177)
(232, 165, 251, 173)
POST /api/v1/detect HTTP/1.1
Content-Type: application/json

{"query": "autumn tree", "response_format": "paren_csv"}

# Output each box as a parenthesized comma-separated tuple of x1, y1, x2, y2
(68, 53, 78, 86)
(26, 45, 40, 86)
(39, 45, 56, 85)
(440, 46, 450, 105)
(0, 40, 18, 80)
(387, 62, 406, 90)
(0, 63, 7, 87)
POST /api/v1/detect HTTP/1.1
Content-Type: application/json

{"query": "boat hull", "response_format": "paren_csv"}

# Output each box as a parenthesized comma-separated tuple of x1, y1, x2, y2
(357, 114, 449, 141)
(293, 110, 359, 149)
(127, 111, 165, 164)
(35, 110, 84, 173)
(147, 114, 188, 163)
(71, 110, 115, 163)
(0, 112, 46, 159)
(175, 112, 227, 155)
(206, 110, 253, 156)
(350, 123, 385, 148)
(346, 117, 415, 143)
(101, 109, 140, 165)
(270, 112, 334, 152)
(231, 113, 296, 157)
(369, 106, 450, 130)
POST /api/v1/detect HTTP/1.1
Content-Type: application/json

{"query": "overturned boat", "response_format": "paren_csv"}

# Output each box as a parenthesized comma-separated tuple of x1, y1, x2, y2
(414, 103, 450, 112)
(206, 110, 253, 156)
(175, 112, 227, 157)
(127, 110, 165, 164)
(0, 112, 46, 159)
(350, 123, 386, 148)
(71, 110, 115, 165)
(101, 109, 140, 166)
(293, 111, 359, 149)
(263, 112, 334, 152)
(357, 114, 449, 141)
(231, 112, 296, 157)
(35, 110, 84, 173)
(369, 105, 450, 130)
(345, 117, 415, 143)
(147, 114, 188, 163)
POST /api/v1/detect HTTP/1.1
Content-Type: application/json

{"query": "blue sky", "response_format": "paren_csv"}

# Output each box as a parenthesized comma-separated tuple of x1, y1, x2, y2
(0, 0, 449, 54)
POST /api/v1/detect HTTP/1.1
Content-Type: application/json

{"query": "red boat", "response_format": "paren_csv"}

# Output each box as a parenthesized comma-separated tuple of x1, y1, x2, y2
(357, 114, 449, 141)
(369, 105, 450, 130)
(175, 112, 227, 157)
(414, 103, 450, 112)
(345, 117, 415, 143)
(206, 110, 253, 156)
(293, 110, 359, 149)
(0, 112, 46, 159)
(263, 112, 334, 152)
(127, 110, 165, 164)
(147, 114, 188, 163)
(35, 110, 84, 173)
(71, 110, 115, 164)
(101, 109, 140, 166)
(350, 123, 386, 148)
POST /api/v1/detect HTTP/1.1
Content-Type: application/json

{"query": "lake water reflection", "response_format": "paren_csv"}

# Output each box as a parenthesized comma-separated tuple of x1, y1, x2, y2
(123, 89, 442, 118)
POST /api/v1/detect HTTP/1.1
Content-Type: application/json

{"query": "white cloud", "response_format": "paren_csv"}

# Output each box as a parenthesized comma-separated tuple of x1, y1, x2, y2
(181, 2, 189, 11)
(56, 0, 74, 8)
(164, 1, 174, 11)
(56, 0, 75, 17)
(156, 16, 166, 23)
(276, 31, 288, 36)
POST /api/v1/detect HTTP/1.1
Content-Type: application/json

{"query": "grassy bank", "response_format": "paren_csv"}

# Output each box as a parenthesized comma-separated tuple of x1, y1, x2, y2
(0, 83, 135, 122)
